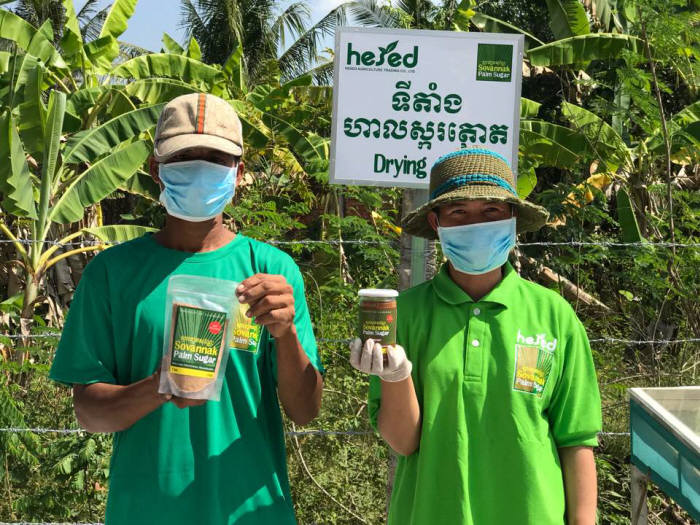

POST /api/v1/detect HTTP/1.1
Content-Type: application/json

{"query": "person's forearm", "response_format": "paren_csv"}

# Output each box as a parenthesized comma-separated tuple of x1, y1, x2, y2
(559, 446, 597, 525)
(378, 377, 421, 456)
(275, 326, 323, 426)
(73, 374, 167, 433)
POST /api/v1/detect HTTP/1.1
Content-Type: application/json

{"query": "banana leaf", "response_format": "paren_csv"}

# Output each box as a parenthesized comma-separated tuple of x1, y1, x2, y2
(616, 188, 643, 242)
(110, 54, 223, 89)
(51, 140, 151, 224)
(528, 34, 641, 67)
(544, 0, 590, 39)
(0, 111, 37, 218)
(83, 224, 157, 244)
(0, 11, 66, 68)
(63, 104, 164, 163)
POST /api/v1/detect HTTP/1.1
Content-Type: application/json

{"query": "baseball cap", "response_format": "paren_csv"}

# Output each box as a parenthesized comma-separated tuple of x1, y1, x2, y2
(153, 93, 244, 161)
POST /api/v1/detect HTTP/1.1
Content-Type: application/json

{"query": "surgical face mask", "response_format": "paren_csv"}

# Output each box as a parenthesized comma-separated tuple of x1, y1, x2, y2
(437, 217, 516, 275)
(158, 160, 237, 222)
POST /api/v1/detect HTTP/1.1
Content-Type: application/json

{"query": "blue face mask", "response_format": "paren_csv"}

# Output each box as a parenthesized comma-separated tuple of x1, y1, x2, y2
(437, 217, 516, 275)
(159, 160, 237, 222)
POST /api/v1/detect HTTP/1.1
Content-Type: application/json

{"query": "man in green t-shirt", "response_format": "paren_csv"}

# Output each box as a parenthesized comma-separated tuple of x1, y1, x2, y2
(350, 148, 602, 524)
(50, 93, 323, 524)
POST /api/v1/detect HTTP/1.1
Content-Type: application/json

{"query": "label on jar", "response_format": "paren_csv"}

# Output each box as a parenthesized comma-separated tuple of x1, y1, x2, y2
(359, 303, 397, 348)
(170, 305, 227, 378)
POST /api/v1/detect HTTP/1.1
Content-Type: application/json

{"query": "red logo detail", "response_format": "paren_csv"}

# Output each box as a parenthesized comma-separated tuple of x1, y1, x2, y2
(386, 314, 394, 323)
(208, 321, 222, 335)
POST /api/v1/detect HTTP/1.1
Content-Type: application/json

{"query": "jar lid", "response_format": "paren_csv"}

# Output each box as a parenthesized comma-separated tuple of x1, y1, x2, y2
(358, 288, 399, 298)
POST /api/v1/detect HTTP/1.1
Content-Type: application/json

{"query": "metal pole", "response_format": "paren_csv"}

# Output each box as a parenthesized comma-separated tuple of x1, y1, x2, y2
(631, 464, 649, 525)
(388, 189, 434, 511)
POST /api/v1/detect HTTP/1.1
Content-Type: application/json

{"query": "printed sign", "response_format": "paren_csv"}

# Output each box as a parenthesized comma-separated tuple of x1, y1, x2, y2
(330, 27, 523, 188)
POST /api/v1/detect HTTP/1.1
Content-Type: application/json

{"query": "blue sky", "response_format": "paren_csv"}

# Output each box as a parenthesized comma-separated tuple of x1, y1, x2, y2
(72, 0, 346, 53)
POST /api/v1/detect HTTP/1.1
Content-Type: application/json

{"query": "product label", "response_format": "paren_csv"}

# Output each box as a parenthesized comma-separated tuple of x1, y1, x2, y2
(512, 344, 554, 397)
(359, 307, 396, 347)
(170, 305, 227, 378)
(476, 43, 513, 82)
(229, 302, 261, 353)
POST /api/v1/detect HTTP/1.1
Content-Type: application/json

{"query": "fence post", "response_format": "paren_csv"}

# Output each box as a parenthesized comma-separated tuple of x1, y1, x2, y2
(388, 189, 435, 511)
(631, 464, 649, 525)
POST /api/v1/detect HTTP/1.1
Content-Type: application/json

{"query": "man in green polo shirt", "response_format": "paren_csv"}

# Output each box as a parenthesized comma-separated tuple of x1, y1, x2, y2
(350, 148, 602, 524)
(50, 93, 323, 524)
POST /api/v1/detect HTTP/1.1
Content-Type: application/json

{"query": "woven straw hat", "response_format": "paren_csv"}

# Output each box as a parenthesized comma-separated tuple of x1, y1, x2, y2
(402, 148, 549, 239)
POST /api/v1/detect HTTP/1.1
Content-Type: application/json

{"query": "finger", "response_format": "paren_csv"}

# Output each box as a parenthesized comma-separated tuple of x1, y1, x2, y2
(371, 343, 384, 374)
(386, 345, 403, 369)
(237, 274, 266, 293)
(238, 279, 291, 304)
(237, 274, 285, 293)
(171, 398, 188, 409)
(247, 294, 293, 319)
(349, 338, 362, 369)
(359, 340, 374, 371)
(363, 338, 376, 354)
(172, 397, 206, 408)
(253, 308, 294, 328)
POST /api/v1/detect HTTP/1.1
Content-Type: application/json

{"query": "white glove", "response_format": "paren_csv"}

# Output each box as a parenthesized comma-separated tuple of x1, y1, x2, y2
(349, 338, 412, 383)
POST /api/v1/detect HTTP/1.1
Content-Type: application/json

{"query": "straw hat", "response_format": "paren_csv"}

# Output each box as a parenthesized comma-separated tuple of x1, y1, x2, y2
(402, 148, 549, 239)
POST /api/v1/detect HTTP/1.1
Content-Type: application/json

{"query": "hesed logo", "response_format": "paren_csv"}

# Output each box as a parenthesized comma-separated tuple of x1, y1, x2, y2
(346, 40, 418, 68)
(512, 330, 557, 397)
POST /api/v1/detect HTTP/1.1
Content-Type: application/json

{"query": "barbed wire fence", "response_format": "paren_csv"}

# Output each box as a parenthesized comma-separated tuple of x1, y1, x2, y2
(0, 236, 698, 524)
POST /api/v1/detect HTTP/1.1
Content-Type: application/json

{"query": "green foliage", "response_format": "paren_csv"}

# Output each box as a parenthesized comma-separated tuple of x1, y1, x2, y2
(544, 0, 590, 39)
(615, 188, 643, 243)
(527, 34, 641, 67)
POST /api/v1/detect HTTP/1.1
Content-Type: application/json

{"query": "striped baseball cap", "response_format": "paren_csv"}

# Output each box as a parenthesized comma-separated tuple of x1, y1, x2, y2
(153, 93, 243, 162)
(402, 147, 549, 238)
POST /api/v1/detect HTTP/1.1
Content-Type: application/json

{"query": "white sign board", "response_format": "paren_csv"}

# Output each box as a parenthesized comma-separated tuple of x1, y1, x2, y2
(330, 27, 523, 188)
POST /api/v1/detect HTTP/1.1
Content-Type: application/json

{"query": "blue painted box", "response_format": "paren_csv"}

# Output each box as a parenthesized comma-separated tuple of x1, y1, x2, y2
(630, 387, 699, 522)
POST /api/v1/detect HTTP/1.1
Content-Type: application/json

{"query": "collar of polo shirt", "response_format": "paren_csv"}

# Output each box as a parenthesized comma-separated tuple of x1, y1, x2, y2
(432, 263, 517, 307)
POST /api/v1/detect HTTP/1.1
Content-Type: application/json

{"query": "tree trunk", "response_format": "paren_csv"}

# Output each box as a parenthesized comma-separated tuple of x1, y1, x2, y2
(16, 274, 40, 367)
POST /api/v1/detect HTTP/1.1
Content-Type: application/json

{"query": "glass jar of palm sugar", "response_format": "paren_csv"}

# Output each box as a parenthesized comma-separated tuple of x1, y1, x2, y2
(358, 289, 398, 362)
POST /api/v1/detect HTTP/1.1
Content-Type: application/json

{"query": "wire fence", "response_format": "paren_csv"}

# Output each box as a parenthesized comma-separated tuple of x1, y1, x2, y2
(0, 427, 631, 437)
(0, 522, 104, 525)
(3, 332, 699, 346)
(0, 238, 699, 248)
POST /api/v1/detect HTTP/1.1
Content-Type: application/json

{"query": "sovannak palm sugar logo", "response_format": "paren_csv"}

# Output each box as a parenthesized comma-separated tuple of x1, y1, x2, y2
(346, 40, 419, 70)
(512, 330, 557, 396)
(476, 43, 513, 82)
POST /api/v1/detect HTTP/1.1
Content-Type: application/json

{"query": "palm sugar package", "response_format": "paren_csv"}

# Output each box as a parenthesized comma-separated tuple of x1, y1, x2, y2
(159, 275, 237, 401)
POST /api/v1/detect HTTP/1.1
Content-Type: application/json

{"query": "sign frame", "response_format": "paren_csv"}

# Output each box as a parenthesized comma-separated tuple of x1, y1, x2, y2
(329, 27, 524, 189)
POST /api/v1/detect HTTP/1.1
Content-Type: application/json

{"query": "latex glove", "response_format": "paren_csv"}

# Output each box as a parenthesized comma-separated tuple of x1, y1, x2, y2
(349, 338, 412, 382)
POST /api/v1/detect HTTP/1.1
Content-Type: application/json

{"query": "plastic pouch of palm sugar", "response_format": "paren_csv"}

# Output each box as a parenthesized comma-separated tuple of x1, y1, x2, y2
(159, 275, 238, 401)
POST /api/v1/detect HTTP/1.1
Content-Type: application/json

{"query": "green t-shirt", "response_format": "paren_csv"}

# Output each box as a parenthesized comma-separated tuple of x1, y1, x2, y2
(50, 234, 322, 525)
(369, 263, 602, 525)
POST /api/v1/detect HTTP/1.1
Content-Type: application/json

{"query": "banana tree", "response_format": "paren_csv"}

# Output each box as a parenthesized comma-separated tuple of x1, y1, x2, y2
(0, 4, 180, 360)
(0, 87, 158, 362)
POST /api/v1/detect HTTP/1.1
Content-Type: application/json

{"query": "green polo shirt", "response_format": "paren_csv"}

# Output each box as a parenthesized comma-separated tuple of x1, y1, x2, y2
(369, 263, 601, 525)
(50, 234, 322, 525)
